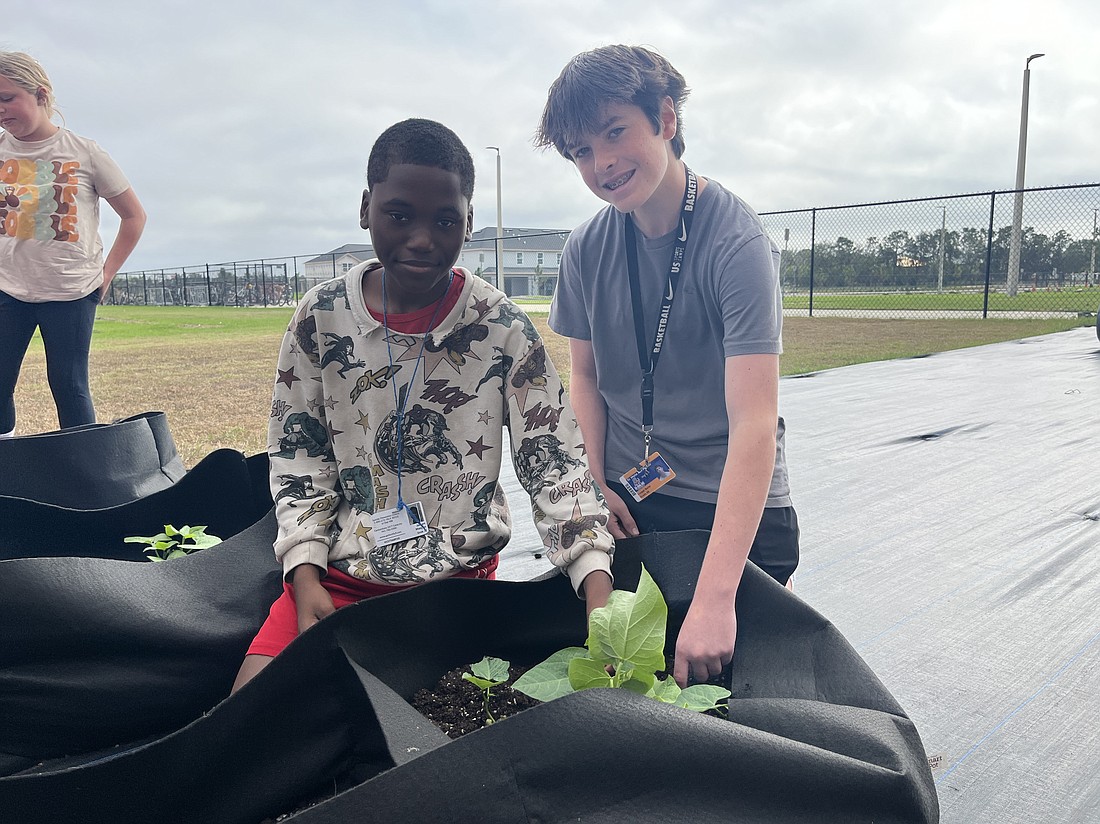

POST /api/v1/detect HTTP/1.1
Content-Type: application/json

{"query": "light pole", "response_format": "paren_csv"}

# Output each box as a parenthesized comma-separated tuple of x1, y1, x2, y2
(486, 146, 504, 291)
(1006, 52, 1044, 297)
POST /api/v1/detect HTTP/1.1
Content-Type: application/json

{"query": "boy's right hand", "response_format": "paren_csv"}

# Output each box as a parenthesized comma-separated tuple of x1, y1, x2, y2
(292, 564, 336, 634)
(602, 485, 640, 539)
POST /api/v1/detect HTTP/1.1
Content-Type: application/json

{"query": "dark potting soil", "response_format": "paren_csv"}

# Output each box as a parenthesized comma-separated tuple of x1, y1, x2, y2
(412, 655, 729, 739)
(411, 663, 542, 739)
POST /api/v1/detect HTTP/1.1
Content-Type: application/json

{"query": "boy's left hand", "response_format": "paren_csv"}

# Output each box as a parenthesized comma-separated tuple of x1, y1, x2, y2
(673, 596, 736, 688)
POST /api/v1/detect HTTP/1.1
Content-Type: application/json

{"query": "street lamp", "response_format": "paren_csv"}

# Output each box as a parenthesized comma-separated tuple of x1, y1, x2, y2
(486, 147, 504, 291)
(1006, 52, 1044, 297)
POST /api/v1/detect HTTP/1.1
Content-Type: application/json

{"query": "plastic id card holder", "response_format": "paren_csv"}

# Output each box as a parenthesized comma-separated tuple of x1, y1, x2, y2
(370, 501, 429, 546)
(619, 452, 676, 502)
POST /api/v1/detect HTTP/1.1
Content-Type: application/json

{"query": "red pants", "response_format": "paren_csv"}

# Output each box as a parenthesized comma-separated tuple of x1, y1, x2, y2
(247, 557, 498, 657)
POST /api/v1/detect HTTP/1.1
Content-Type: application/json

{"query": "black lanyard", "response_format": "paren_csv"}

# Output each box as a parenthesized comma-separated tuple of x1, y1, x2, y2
(624, 167, 698, 458)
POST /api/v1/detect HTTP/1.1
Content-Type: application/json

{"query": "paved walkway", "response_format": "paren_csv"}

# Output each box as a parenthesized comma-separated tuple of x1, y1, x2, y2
(500, 326, 1100, 823)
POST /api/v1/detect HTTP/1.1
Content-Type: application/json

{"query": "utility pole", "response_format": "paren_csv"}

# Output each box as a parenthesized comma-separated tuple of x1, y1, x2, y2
(1006, 53, 1044, 297)
(486, 147, 504, 291)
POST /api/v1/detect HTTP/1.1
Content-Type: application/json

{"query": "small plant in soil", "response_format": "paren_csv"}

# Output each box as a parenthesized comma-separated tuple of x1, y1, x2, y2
(413, 566, 732, 739)
(461, 656, 511, 725)
(512, 565, 731, 713)
(124, 524, 222, 561)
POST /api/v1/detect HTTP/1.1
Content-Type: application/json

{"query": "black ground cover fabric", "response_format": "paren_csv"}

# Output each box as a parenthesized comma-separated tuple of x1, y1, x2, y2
(0, 449, 273, 560)
(0, 529, 938, 823)
(0, 411, 185, 507)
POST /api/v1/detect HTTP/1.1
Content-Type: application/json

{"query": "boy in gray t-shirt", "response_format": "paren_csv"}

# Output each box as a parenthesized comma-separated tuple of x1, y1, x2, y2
(537, 45, 799, 689)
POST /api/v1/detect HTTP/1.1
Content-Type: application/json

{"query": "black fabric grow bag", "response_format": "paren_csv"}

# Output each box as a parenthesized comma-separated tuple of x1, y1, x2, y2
(0, 529, 938, 823)
(0, 509, 283, 776)
(0, 411, 185, 507)
(0, 449, 273, 561)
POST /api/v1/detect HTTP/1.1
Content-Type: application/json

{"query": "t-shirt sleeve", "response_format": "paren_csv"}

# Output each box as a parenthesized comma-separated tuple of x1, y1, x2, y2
(87, 140, 132, 200)
(716, 231, 783, 358)
(547, 236, 592, 341)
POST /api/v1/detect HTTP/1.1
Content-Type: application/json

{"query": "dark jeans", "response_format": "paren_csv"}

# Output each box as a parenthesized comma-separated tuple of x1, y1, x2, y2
(606, 479, 800, 585)
(0, 289, 99, 432)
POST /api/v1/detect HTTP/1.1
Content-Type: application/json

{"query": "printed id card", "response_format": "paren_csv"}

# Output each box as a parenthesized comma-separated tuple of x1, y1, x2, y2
(369, 501, 429, 546)
(619, 452, 676, 502)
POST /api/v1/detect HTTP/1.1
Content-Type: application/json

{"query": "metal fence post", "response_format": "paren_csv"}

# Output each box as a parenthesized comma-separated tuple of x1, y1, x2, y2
(808, 208, 817, 317)
(982, 191, 996, 319)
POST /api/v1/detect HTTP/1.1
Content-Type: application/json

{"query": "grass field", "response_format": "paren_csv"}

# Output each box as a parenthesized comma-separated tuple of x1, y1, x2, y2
(782, 286, 1100, 313)
(11, 305, 1091, 465)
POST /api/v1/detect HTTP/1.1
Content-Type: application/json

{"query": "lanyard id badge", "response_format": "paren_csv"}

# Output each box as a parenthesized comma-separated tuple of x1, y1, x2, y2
(371, 269, 453, 546)
(624, 167, 698, 479)
(619, 451, 677, 502)
(370, 500, 428, 546)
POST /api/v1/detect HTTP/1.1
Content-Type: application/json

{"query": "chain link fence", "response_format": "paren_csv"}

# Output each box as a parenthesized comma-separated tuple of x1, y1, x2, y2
(108, 184, 1100, 319)
(103, 255, 352, 308)
(759, 183, 1100, 318)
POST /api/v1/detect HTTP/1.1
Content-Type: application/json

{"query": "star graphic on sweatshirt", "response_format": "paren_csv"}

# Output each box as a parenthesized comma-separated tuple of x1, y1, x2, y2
(465, 436, 492, 460)
(477, 410, 493, 425)
(276, 367, 301, 389)
(355, 411, 371, 433)
(354, 523, 372, 539)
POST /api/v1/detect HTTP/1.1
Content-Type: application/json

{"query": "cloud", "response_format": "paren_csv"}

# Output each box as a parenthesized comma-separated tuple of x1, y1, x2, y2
(5, 0, 1097, 271)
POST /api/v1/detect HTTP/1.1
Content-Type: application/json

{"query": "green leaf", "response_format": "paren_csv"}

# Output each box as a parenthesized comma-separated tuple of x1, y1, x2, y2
(513, 647, 587, 701)
(166, 549, 190, 559)
(164, 524, 181, 537)
(649, 676, 682, 704)
(620, 671, 656, 695)
(586, 565, 667, 672)
(462, 673, 495, 691)
(675, 684, 732, 712)
(568, 656, 615, 691)
(469, 656, 510, 684)
(124, 535, 159, 544)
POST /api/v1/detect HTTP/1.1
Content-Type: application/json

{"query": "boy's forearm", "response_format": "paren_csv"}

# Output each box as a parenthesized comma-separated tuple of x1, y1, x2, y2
(696, 420, 775, 602)
(695, 355, 779, 602)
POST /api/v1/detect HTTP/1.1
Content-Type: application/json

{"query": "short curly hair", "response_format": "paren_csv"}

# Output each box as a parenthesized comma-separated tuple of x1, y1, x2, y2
(535, 45, 690, 160)
(367, 118, 475, 200)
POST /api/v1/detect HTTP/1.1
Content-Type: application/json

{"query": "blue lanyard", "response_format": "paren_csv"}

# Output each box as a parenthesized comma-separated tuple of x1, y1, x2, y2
(382, 269, 454, 514)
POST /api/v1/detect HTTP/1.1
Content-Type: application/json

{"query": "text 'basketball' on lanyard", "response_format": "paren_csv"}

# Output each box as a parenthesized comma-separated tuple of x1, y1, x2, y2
(624, 167, 698, 461)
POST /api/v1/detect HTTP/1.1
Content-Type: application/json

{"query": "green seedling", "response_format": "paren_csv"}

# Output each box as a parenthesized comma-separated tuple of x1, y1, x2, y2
(125, 524, 222, 562)
(461, 656, 511, 725)
(512, 565, 731, 713)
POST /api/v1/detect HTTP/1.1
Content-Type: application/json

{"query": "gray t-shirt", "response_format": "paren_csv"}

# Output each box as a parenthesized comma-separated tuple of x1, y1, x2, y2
(549, 178, 791, 507)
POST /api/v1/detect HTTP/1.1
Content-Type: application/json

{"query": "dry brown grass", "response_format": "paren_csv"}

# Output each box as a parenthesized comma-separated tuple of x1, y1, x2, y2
(12, 312, 1085, 466)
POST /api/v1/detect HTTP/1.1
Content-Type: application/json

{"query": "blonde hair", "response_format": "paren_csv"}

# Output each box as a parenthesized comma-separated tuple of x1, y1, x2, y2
(0, 52, 56, 119)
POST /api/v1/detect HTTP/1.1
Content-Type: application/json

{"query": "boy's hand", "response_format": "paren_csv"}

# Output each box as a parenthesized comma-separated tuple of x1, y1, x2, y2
(673, 594, 736, 688)
(292, 564, 336, 635)
(601, 485, 640, 539)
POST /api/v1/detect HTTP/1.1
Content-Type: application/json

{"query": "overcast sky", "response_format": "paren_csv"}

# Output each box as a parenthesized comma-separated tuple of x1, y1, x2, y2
(6, 0, 1098, 272)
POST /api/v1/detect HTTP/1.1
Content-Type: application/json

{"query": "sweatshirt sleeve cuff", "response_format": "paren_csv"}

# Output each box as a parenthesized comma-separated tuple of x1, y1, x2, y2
(280, 540, 332, 582)
(565, 548, 614, 597)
